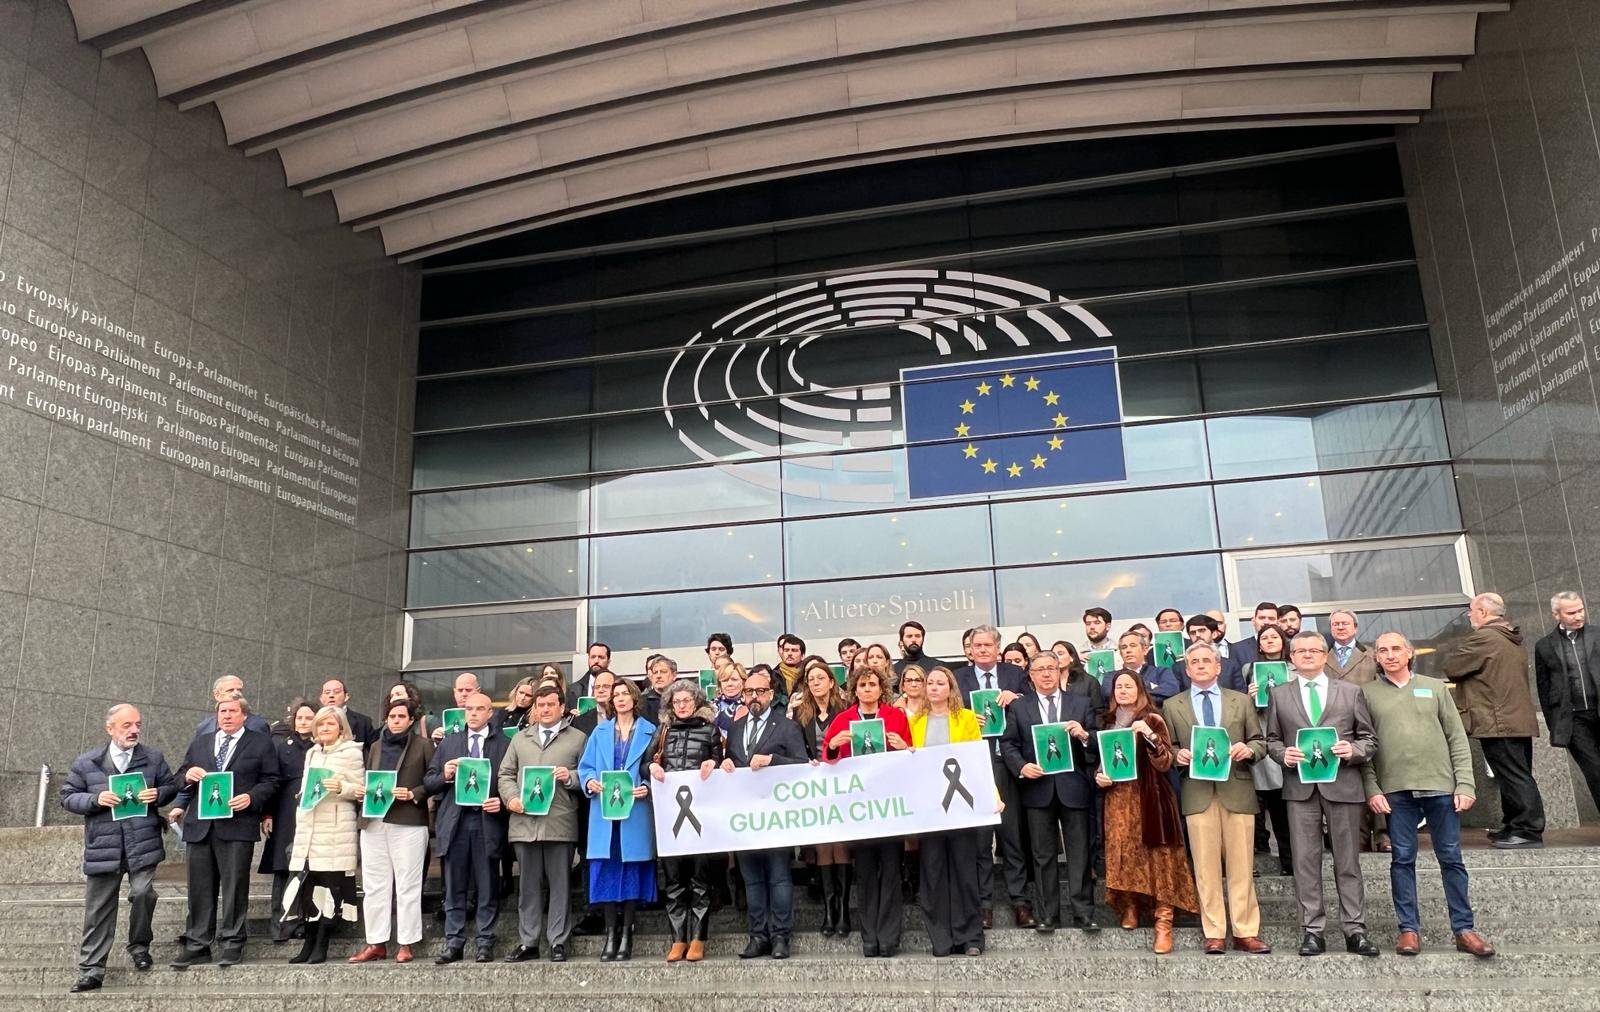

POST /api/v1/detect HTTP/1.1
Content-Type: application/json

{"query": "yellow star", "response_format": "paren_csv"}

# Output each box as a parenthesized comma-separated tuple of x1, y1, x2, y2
(959, 400, 975, 414)
(976, 381, 992, 396)
(1048, 435, 1064, 451)
(1031, 453, 1047, 469)
(963, 443, 978, 459)
(999, 373, 1015, 388)
(1024, 376, 1040, 391)
(954, 422, 971, 437)
(1043, 390, 1060, 406)
(1052, 413, 1068, 428)
(981, 458, 998, 474)
(1006, 462, 1023, 478)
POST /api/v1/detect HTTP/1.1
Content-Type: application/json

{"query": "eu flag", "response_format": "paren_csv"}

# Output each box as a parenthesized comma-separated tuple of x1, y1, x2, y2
(901, 347, 1126, 499)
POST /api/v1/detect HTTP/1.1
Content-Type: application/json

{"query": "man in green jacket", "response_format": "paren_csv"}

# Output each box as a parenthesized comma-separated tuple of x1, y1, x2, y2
(1363, 632, 1493, 958)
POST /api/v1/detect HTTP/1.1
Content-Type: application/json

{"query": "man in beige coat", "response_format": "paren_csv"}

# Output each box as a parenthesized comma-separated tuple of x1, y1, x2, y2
(1164, 642, 1270, 955)
(498, 684, 588, 962)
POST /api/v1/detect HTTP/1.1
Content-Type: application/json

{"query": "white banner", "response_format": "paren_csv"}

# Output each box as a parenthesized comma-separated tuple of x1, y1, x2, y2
(651, 740, 1000, 857)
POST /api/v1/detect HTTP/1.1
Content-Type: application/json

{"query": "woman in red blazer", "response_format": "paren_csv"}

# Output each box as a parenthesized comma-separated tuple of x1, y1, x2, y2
(822, 667, 911, 957)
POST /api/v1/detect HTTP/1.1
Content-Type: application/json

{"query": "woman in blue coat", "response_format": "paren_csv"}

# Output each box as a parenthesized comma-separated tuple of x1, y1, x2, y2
(577, 676, 657, 962)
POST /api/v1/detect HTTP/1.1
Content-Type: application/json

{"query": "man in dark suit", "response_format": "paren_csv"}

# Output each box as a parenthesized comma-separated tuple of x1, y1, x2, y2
(425, 691, 510, 963)
(722, 668, 810, 959)
(1000, 651, 1099, 932)
(1534, 592, 1600, 813)
(565, 642, 612, 712)
(892, 620, 944, 679)
(320, 677, 375, 746)
(192, 675, 271, 735)
(1265, 631, 1379, 958)
(1176, 614, 1246, 693)
(168, 693, 282, 968)
(1113, 630, 1185, 703)
(953, 623, 1032, 928)
(60, 704, 180, 991)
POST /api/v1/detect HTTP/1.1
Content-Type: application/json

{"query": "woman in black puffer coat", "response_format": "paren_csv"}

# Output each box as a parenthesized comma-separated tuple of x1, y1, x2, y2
(648, 678, 725, 962)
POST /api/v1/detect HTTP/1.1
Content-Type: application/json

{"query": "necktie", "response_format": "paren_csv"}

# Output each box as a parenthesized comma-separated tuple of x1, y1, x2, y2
(1307, 681, 1323, 725)
(1337, 644, 1351, 666)
(214, 734, 232, 771)
(1201, 689, 1216, 727)
(1046, 694, 1058, 724)
(745, 717, 759, 755)
(983, 670, 994, 690)
(541, 729, 553, 749)
(469, 732, 481, 758)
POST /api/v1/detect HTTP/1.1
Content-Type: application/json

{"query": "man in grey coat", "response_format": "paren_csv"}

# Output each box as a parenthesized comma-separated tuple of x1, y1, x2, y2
(497, 684, 588, 963)
(59, 704, 179, 992)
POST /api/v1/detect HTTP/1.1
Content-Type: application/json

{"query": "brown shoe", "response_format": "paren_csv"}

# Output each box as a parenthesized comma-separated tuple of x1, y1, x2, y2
(1202, 937, 1225, 955)
(981, 909, 993, 929)
(666, 942, 688, 962)
(1232, 936, 1272, 954)
(1152, 905, 1174, 955)
(347, 944, 386, 963)
(1120, 900, 1139, 930)
(1395, 930, 1421, 956)
(1454, 931, 1495, 958)
(394, 945, 414, 963)
(686, 940, 705, 962)
(1012, 904, 1036, 929)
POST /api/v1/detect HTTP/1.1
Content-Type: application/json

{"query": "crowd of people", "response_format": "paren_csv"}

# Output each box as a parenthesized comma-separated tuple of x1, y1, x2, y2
(62, 588, 1600, 991)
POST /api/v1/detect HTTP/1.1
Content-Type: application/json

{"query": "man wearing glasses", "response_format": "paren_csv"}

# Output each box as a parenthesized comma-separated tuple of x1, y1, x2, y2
(721, 669, 810, 958)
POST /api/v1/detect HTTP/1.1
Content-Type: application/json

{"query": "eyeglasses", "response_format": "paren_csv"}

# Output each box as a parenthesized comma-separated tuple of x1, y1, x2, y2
(743, 687, 774, 697)
(1290, 647, 1327, 656)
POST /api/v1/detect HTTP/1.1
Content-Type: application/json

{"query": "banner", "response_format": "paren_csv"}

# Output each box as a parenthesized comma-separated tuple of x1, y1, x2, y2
(651, 740, 999, 857)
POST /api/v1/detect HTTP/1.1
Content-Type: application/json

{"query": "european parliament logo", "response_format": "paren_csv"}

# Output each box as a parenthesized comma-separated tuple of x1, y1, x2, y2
(901, 347, 1126, 499)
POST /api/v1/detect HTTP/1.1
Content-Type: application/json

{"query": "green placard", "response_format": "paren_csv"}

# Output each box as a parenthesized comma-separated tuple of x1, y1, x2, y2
(520, 765, 556, 816)
(1152, 631, 1184, 668)
(109, 771, 148, 821)
(441, 708, 467, 735)
(454, 757, 492, 806)
(849, 717, 886, 756)
(1253, 661, 1288, 708)
(363, 770, 397, 819)
(1087, 650, 1117, 681)
(971, 688, 1006, 738)
(600, 770, 635, 820)
(299, 766, 336, 811)
(830, 664, 848, 685)
(577, 695, 598, 715)
(1098, 728, 1139, 783)
(1189, 725, 1232, 782)
(1032, 722, 1075, 774)
(197, 771, 233, 820)
(699, 668, 719, 693)
(1296, 726, 1340, 784)
(502, 725, 518, 740)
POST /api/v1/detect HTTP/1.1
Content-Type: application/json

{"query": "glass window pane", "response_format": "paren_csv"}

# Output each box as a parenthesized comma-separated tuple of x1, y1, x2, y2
(593, 462, 780, 534)
(1199, 331, 1436, 414)
(410, 607, 578, 666)
(590, 524, 782, 596)
(1215, 466, 1461, 549)
(996, 555, 1225, 643)
(409, 481, 587, 548)
(408, 541, 585, 607)
(1233, 541, 1465, 607)
(784, 505, 992, 582)
(785, 571, 997, 658)
(992, 486, 1216, 566)
(415, 367, 592, 431)
(590, 586, 785, 656)
(1208, 398, 1447, 480)
(408, 664, 569, 718)
(412, 425, 589, 489)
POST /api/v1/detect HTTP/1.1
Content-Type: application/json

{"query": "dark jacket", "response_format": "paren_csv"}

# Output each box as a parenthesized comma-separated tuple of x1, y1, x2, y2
(175, 727, 283, 843)
(953, 661, 1028, 704)
(798, 708, 840, 761)
(999, 690, 1099, 809)
(1534, 625, 1600, 747)
(1118, 662, 1185, 703)
(366, 731, 436, 828)
(1064, 666, 1106, 710)
(424, 725, 510, 859)
(726, 710, 809, 768)
(60, 742, 179, 876)
(1441, 621, 1539, 738)
(345, 708, 377, 748)
(1174, 653, 1246, 694)
(653, 707, 724, 773)
(258, 728, 311, 873)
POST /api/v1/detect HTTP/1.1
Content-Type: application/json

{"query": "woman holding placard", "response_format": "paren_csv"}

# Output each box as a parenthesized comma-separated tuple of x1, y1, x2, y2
(349, 699, 435, 964)
(1094, 672, 1198, 954)
(794, 661, 852, 937)
(577, 678, 657, 962)
(649, 679, 725, 962)
(908, 666, 985, 956)
(1243, 624, 1295, 876)
(284, 707, 365, 964)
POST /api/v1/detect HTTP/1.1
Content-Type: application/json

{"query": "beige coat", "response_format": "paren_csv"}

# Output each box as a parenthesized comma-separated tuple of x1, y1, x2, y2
(1441, 621, 1539, 738)
(289, 738, 364, 872)
(497, 720, 587, 844)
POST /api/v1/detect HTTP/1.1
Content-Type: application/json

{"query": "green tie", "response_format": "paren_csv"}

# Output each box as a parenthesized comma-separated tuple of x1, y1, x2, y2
(1307, 680, 1323, 725)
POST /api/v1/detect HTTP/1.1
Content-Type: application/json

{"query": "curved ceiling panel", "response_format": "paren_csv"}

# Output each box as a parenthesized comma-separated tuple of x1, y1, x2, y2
(66, 0, 1504, 262)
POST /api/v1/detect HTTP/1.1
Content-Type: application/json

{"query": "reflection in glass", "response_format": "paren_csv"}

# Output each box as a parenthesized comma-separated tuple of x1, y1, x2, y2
(410, 607, 578, 666)
(590, 586, 785, 655)
(1215, 465, 1460, 549)
(1208, 398, 1447, 480)
(991, 486, 1215, 566)
(592, 462, 781, 533)
(784, 506, 992, 582)
(1233, 542, 1464, 607)
(590, 524, 782, 596)
(996, 555, 1225, 638)
(410, 481, 587, 548)
(784, 571, 997, 655)
(408, 541, 585, 607)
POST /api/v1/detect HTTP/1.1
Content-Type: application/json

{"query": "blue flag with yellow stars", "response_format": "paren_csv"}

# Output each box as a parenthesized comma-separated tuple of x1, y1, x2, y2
(901, 347, 1126, 499)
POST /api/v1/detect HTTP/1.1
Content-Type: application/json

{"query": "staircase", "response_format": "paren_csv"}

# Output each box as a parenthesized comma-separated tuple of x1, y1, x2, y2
(2, 844, 1598, 1010)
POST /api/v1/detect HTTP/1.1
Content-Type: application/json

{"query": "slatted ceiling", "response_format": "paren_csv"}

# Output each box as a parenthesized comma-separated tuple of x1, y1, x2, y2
(65, 0, 1504, 262)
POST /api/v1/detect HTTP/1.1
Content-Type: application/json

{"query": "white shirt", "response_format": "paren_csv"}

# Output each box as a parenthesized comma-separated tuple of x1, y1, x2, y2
(212, 730, 237, 767)
(1296, 672, 1331, 721)
(974, 666, 999, 690)
(109, 743, 134, 773)
(537, 724, 559, 749)
(1034, 690, 1063, 722)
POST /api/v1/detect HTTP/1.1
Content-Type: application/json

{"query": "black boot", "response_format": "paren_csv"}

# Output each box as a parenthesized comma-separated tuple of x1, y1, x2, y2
(901, 852, 919, 904)
(818, 864, 839, 937)
(599, 903, 620, 962)
(837, 865, 854, 939)
(305, 917, 333, 965)
(618, 901, 637, 961)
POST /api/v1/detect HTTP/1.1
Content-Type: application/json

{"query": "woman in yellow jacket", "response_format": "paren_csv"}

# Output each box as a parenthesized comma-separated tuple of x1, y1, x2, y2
(908, 666, 985, 956)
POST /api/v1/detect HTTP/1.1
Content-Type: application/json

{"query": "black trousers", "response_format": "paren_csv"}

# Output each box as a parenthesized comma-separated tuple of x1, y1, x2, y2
(919, 830, 981, 955)
(442, 818, 498, 949)
(1257, 789, 1294, 869)
(851, 838, 904, 951)
(662, 855, 712, 942)
(978, 754, 1029, 907)
(182, 837, 254, 953)
(1479, 736, 1546, 839)
(1565, 711, 1600, 811)
(1025, 803, 1092, 926)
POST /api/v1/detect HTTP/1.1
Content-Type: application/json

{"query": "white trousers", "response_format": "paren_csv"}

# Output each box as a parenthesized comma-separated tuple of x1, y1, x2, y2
(360, 822, 430, 945)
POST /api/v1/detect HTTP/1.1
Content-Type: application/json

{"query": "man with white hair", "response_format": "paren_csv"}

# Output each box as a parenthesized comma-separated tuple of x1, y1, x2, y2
(1534, 591, 1600, 812)
(1441, 592, 1545, 848)
(194, 676, 270, 735)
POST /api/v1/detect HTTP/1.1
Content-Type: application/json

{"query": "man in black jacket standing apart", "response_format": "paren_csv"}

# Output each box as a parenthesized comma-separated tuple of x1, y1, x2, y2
(1536, 592, 1600, 811)
(60, 703, 179, 992)
(722, 668, 810, 959)
(168, 693, 282, 969)
(320, 677, 376, 746)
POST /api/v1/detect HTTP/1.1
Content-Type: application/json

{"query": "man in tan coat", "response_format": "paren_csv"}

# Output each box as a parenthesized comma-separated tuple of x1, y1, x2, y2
(1323, 611, 1378, 685)
(1440, 592, 1544, 848)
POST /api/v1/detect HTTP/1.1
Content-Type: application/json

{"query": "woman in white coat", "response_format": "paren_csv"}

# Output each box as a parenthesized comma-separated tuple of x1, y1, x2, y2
(284, 706, 365, 964)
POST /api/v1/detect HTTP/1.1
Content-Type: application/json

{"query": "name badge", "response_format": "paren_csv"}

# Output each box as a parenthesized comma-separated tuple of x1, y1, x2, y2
(1413, 687, 1434, 698)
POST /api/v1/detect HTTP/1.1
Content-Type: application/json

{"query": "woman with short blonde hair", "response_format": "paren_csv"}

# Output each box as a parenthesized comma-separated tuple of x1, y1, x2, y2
(283, 706, 364, 964)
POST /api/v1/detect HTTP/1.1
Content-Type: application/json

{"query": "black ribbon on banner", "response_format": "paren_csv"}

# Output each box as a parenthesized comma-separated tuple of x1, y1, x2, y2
(941, 757, 974, 811)
(673, 784, 702, 837)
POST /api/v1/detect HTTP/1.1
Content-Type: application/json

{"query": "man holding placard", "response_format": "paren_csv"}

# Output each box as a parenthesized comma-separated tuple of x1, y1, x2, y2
(1163, 644, 1271, 955)
(497, 684, 588, 963)
(424, 692, 509, 964)
(1265, 631, 1379, 958)
(60, 704, 178, 992)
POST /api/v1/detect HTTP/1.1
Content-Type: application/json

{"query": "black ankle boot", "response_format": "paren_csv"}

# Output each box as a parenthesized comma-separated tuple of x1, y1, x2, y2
(818, 865, 839, 937)
(599, 904, 620, 961)
(837, 866, 854, 939)
(618, 901, 636, 961)
(305, 917, 333, 965)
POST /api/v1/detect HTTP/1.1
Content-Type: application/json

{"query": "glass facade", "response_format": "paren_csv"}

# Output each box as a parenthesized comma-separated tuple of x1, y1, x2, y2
(407, 128, 1470, 689)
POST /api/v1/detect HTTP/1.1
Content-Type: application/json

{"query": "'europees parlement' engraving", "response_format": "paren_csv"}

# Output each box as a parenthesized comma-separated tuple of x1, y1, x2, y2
(0, 270, 361, 525)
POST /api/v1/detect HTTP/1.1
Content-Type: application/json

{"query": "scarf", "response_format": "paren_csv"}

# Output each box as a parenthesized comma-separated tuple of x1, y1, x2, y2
(1113, 705, 1138, 728)
(378, 726, 409, 770)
